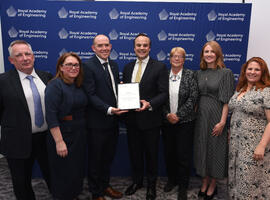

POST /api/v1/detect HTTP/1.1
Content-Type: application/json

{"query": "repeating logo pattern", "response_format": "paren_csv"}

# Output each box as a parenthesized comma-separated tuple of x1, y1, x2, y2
(2, 1, 251, 76)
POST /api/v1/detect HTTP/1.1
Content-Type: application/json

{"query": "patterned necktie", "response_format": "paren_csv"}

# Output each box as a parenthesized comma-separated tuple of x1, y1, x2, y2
(26, 75, 44, 127)
(135, 60, 142, 83)
(103, 62, 113, 88)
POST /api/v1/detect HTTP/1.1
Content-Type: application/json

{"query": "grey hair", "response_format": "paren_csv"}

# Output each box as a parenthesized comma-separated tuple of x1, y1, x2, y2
(8, 40, 33, 57)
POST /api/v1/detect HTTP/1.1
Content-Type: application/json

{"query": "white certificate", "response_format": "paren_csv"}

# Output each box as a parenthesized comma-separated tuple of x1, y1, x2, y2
(118, 83, 140, 110)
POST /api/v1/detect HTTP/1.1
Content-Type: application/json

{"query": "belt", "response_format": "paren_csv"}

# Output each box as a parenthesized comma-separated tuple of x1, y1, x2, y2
(62, 115, 73, 121)
(61, 111, 85, 121)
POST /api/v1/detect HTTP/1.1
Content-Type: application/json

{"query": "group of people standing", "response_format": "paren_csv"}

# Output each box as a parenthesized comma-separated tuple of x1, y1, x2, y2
(0, 33, 269, 200)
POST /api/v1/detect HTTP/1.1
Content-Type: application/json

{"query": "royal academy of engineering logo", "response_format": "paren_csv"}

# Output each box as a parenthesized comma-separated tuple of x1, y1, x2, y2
(58, 28, 69, 39)
(208, 10, 217, 21)
(157, 30, 168, 41)
(58, 7, 68, 18)
(109, 29, 119, 40)
(109, 8, 119, 20)
(8, 27, 18, 38)
(159, 9, 169, 20)
(206, 30, 216, 41)
(110, 49, 119, 60)
(157, 50, 166, 61)
(6, 6, 17, 17)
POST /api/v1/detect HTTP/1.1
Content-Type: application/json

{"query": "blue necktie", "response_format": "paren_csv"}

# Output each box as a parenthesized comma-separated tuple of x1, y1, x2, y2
(26, 75, 44, 127)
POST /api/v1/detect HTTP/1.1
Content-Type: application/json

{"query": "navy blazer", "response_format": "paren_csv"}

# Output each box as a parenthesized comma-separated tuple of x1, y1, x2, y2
(45, 78, 88, 129)
(83, 55, 120, 129)
(0, 69, 52, 158)
(163, 68, 199, 125)
(123, 57, 169, 130)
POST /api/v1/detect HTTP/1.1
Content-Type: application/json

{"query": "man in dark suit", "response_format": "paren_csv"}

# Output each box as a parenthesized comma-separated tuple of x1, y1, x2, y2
(0, 40, 52, 200)
(83, 34, 125, 200)
(123, 33, 168, 200)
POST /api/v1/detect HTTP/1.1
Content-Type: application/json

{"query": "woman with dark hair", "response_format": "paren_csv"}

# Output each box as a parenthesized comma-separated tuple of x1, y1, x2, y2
(228, 57, 270, 199)
(193, 41, 234, 200)
(45, 52, 87, 200)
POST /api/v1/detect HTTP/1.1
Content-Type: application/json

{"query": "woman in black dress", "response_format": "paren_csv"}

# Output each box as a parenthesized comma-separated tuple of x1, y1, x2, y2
(45, 52, 87, 200)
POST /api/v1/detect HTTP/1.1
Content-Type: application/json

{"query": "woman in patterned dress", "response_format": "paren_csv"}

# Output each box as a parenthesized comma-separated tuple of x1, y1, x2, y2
(193, 41, 234, 200)
(228, 57, 270, 200)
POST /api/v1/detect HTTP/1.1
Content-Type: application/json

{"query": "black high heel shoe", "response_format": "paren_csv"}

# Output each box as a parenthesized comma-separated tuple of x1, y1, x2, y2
(198, 187, 207, 198)
(204, 187, 217, 200)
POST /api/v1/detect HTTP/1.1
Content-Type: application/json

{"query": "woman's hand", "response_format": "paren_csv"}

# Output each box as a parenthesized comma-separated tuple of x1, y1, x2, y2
(56, 140, 68, 157)
(212, 121, 225, 136)
(167, 113, 179, 124)
(253, 144, 265, 161)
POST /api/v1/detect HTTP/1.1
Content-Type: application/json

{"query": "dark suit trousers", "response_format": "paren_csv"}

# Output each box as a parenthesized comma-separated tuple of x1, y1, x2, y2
(161, 120, 194, 188)
(87, 127, 118, 198)
(6, 131, 50, 200)
(127, 126, 160, 186)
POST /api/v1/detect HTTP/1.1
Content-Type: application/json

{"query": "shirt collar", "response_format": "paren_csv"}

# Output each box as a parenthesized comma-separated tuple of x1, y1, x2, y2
(136, 56, 149, 65)
(17, 68, 38, 81)
(96, 55, 109, 65)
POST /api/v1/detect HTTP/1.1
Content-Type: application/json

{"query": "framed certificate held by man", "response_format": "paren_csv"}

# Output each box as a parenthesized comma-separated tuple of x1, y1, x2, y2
(118, 83, 140, 110)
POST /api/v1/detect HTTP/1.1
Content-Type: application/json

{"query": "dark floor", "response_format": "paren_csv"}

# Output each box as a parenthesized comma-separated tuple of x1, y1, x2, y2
(0, 157, 228, 200)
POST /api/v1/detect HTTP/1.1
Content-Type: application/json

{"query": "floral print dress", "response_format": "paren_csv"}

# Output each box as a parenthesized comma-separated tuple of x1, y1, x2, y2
(228, 87, 270, 200)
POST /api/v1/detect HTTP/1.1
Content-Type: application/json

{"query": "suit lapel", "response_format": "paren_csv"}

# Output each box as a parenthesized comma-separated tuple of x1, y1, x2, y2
(109, 60, 119, 93)
(126, 62, 136, 83)
(178, 68, 187, 105)
(94, 56, 113, 90)
(9, 70, 30, 113)
(139, 58, 152, 85)
(36, 70, 47, 84)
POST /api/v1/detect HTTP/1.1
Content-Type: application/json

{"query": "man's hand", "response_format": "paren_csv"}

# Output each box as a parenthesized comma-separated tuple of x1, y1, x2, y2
(111, 107, 128, 115)
(136, 100, 150, 112)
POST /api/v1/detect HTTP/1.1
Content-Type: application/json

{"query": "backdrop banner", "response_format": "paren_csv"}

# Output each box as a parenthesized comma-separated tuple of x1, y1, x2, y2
(1, 1, 251, 176)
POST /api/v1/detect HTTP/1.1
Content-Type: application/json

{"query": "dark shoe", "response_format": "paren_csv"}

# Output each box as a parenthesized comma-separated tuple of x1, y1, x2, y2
(146, 185, 156, 200)
(204, 187, 217, 200)
(125, 183, 143, 196)
(104, 186, 123, 199)
(93, 197, 106, 200)
(178, 187, 187, 200)
(198, 190, 206, 198)
(198, 186, 207, 198)
(163, 181, 176, 193)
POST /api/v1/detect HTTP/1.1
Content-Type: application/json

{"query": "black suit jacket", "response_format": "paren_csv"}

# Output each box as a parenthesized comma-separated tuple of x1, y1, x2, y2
(163, 68, 199, 125)
(123, 57, 168, 130)
(83, 55, 119, 129)
(0, 69, 52, 158)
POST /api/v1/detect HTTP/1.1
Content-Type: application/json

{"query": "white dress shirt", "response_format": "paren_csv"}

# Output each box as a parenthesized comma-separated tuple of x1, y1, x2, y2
(131, 56, 149, 83)
(17, 69, 48, 133)
(96, 56, 117, 115)
(169, 69, 183, 114)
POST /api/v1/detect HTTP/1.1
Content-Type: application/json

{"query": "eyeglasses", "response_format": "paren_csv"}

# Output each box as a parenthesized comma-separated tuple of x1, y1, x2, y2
(171, 55, 185, 59)
(62, 63, 80, 68)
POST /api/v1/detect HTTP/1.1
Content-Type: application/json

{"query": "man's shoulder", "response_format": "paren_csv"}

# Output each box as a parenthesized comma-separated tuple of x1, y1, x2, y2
(36, 69, 53, 79)
(123, 60, 136, 68)
(148, 58, 167, 70)
(0, 69, 17, 80)
(82, 56, 100, 69)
